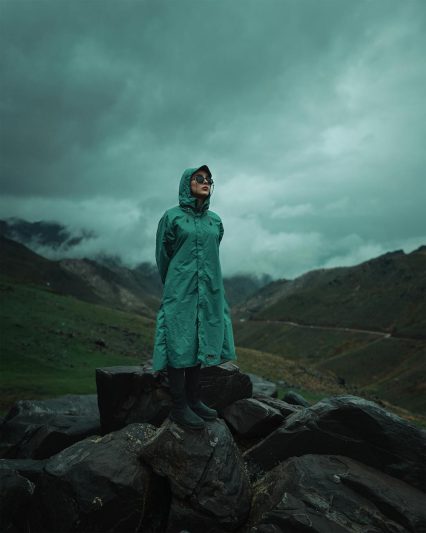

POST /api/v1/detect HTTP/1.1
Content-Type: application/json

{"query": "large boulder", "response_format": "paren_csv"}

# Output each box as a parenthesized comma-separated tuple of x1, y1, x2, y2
(140, 417, 252, 532)
(0, 394, 101, 459)
(243, 395, 426, 491)
(30, 423, 169, 533)
(246, 454, 426, 532)
(200, 362, 253, 410)
(222, 398, 284, 439)
(96, 365, 171, 433)
(96, 362, 253, 433)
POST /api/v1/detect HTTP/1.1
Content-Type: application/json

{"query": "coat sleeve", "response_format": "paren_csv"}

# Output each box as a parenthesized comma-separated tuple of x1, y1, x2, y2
(219, 220, 224, 244)
(156, 212, 176, 284)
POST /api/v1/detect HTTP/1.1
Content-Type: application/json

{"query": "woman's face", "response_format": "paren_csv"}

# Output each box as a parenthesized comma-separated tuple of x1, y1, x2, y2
(190, 169, 211, 199)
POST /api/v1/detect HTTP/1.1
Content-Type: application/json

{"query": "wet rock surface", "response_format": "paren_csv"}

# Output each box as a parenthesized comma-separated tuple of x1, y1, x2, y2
(0, 394, 101, 459)
(140, 417, 252, 532)
(243, 394, 426, 491)
(246, 454, 426, 533)
(30, 423, 169, 533)
(96, 362, 253, 434)
(222, 398, 284, 438)
(1, 366, 424, 532)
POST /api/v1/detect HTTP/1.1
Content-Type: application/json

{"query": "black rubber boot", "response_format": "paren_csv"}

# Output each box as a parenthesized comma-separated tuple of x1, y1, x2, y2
(167, 365, 205, 430)
(185, 363, 218, 420)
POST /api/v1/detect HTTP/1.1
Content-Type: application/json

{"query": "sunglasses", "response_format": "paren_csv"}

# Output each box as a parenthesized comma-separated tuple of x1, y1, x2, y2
(191, 174, 214, 185)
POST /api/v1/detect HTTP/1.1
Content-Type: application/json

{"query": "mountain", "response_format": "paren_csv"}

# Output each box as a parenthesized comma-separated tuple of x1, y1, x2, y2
(232, 246, 426, 414)
(0, 235, 102, 305)
(2, 227, 425, 414)
(0, 217, 96, 250)
(0, 217, 270, 309)
(234, 246, 426, 339)
(0, 235, 160, 318)
(0, 233, 267, 318)
(223, 273, 273, 307)
(59, 257, 161, 318)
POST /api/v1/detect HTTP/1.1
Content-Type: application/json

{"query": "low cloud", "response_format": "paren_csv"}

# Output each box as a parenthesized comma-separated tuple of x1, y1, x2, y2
(0, 0, 424, 279)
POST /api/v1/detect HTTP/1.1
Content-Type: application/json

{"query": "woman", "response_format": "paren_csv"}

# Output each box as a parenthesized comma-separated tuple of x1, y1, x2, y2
(152, 164, 237, 430)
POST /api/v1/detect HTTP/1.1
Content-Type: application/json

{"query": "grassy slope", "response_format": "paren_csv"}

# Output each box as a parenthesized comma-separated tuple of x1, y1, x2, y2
(0, 275, 154, 412)
(1, 275, 425, 429)
(253, 252, 426, 337)
(233, 320, 426, 416)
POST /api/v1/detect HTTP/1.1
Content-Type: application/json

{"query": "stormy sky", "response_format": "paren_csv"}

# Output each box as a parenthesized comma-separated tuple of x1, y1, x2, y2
(1, 0, 425, 280)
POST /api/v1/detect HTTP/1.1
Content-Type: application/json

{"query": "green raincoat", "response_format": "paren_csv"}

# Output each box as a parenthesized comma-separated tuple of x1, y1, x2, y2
(152, 165, 237, 371)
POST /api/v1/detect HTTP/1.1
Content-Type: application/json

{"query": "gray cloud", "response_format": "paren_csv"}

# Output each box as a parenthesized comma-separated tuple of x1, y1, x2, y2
(1, 0, 425, 279)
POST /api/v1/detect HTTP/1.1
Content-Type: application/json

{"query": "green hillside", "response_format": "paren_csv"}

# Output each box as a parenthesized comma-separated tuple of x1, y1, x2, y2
(233, 320, 426, 416)
(240, 248, 426, 338)
(1, 275, 425, 429)
(0, 275, 153, 413)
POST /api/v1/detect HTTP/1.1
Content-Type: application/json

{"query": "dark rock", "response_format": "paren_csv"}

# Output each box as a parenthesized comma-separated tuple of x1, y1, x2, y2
(199, 362, 253, 410)
(2, 393, 99, 421)
(0, 458, 48, 484)
(0, 394, 101, 459)
(96, 366, 171, 433)
(96, 363, 253, 433)
(94, 338, 107, 348)
(283, 390, 310, 407)
(0, 468, 35, 533)
(246, 373, 277, 397)
(222, 398, 284, 438)
(140, 417, 251, 531)
(30, 423, 169, 533)
(247, 454, 426, 533)
(243, 395, 426, 491)
(252, 394, 303, 418)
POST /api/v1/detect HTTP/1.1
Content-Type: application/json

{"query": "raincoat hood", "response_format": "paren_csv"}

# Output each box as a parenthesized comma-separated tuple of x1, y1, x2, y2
(179, 165, 212, 213)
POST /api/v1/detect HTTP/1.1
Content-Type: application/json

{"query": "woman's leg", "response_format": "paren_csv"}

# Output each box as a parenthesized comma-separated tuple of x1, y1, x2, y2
(166, 364, 205, 430)
(185, 363, 218, 420)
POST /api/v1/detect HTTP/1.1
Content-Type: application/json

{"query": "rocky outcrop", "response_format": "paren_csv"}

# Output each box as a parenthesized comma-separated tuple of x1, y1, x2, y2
(243, 395, 426, 491)
(96, 362, 253, 433)
(246, 454, 426, 532)
(0, 365, 424, 532)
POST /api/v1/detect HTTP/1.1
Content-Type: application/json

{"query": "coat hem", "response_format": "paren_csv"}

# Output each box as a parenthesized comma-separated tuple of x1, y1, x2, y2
(152, 354, 237, 372)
